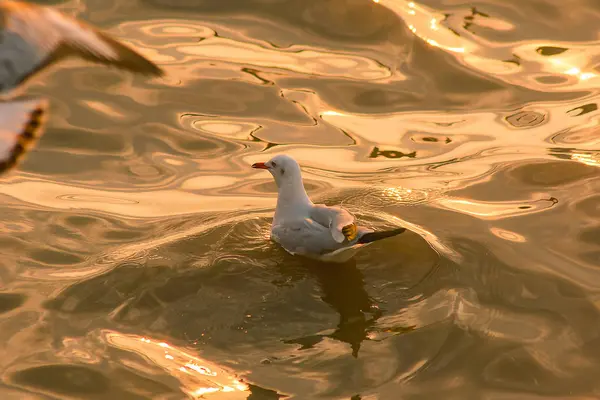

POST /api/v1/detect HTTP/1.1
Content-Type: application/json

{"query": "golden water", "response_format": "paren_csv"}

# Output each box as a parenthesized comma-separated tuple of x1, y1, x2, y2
(1, 0, 599, 398)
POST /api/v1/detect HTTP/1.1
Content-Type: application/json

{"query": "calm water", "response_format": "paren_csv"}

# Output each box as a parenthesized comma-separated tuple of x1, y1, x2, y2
(2, 0, 600, 398)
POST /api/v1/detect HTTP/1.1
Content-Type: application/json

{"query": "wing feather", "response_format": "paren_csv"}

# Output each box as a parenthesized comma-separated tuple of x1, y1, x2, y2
(0, 98, 47, 175)
(272, 218, 343, 255)
(0, 0, 163, 92)
(310, 204, 356, 243)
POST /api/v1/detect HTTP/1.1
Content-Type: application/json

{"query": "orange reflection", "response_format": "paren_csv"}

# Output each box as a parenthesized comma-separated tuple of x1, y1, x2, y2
(106, 331, 249, 399)
(375, 0, 467, 53)
(571, 152, 600, 167)
(490, 227, 527, 243)
(374, 0, 600, 91)
(0, 181, 275, 217)
(117, 20, 392, 81)
(548, 57, 596, 82)
(435, 197, 557, 220)
(82, 100, 128, 120)
(320, 95, 599, 189)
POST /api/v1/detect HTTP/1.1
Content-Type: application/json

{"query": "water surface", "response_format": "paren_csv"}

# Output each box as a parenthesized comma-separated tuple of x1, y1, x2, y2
(1, 0, 600, 398)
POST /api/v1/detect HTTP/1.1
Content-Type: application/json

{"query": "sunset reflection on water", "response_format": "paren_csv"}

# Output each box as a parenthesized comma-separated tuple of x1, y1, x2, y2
(1, 0, 600, 398)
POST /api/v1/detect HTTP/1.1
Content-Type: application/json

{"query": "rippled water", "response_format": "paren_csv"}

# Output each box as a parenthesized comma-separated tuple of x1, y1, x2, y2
(2, 0, 600, 398)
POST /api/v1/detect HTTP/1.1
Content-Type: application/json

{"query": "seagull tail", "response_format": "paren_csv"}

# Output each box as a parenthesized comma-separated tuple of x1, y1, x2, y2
(357, 227, 406, 244)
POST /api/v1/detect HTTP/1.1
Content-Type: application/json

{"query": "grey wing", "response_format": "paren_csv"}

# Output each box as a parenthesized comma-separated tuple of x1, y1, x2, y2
(0, 98, 47, 174)
(0, 1, 162, 92)
(310, 204, 356, 243)
(271, 218, 350, 256)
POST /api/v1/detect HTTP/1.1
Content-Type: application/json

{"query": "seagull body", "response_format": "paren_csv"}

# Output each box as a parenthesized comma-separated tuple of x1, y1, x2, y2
(0, 0, 164, 175)
(252, 155, 405, 263)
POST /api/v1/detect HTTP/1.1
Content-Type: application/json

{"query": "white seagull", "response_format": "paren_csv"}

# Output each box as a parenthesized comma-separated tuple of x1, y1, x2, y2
(252, 154, 406, 263)
(0, 0, 164, 175)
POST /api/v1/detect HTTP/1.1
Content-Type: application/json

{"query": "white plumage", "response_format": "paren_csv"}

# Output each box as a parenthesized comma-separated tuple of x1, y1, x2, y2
(252, 154, 406, 263)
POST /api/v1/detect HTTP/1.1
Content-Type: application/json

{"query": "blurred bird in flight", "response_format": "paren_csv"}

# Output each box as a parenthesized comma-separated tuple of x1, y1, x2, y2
(0, 0, 164, 175)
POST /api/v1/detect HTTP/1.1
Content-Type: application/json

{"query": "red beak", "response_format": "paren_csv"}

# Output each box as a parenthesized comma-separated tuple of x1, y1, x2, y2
(252, 162, 269, 169)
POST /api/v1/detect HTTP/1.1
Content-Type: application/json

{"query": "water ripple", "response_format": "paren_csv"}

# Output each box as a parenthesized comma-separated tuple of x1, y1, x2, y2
(2, 0, 600, 398)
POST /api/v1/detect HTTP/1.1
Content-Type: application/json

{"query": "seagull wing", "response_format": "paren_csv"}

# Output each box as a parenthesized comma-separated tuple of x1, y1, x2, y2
(272, 218, 348, 256)
(310, 204, 358, 243)
(0, 98, 47, 175)
(0, 0, 163, 92)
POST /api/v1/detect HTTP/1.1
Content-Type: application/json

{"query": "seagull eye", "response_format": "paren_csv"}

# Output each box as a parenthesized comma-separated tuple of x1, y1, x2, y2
(271, 162, 277, 167)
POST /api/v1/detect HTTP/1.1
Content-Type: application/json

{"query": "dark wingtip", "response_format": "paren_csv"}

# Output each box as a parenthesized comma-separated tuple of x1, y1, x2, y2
(78, 30, 165, 78)
(103, 31, 165, 77)
(357, 227, 406, 244)
(0, 99, 48, 176)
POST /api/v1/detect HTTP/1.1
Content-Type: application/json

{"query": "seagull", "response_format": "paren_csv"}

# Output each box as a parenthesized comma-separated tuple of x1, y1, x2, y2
(252, 154, 406, 263)
(0, 0, 164, 175)
(0, 0, 163, 92)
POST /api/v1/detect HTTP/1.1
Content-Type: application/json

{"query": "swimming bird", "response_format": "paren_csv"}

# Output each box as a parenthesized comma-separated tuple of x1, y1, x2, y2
(252, 154, 406, 263)
(0, 0, 164, 175)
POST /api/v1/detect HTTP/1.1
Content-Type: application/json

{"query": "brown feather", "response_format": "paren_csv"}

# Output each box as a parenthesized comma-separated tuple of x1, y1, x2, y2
(0, 99, 47, 175)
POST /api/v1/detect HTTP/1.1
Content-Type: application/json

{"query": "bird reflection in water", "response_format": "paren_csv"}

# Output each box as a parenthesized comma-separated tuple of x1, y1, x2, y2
(284, 258, 414, 358)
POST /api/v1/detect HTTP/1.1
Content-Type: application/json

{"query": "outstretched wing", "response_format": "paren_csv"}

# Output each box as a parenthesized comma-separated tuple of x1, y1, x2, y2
(0, 0, 163, 92)
(0, 98, 47, 175)
(310, 204, 357, 243)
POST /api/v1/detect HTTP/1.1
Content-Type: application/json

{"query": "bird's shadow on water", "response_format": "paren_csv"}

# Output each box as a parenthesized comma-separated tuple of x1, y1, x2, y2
(278, 255, 415, 358)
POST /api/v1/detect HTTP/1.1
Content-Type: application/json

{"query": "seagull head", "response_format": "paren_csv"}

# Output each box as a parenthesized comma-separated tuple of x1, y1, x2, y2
(252, 154, 303, 188)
